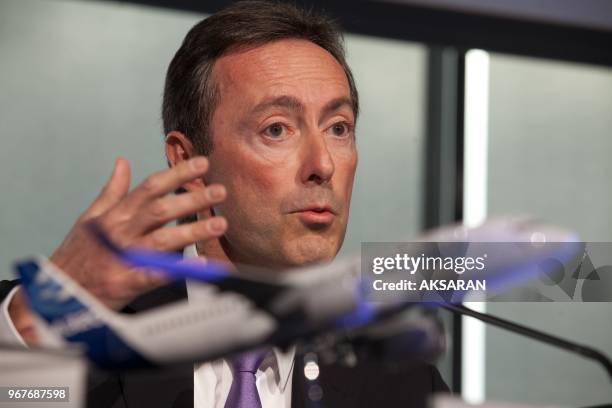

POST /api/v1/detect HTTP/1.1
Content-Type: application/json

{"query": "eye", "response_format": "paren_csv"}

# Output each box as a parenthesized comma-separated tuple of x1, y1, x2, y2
(329, 121, 352, 138)
(263, 122, 286, 139)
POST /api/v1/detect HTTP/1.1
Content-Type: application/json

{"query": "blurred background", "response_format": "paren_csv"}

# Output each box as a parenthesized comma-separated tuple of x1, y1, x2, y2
(1, 0, 611, 405)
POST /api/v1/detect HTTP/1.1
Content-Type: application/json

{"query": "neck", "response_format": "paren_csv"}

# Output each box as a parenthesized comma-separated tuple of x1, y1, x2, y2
(196, 237, 232, 264)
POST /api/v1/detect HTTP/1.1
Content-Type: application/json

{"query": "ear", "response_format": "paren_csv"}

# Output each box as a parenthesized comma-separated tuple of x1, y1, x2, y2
(165, 131, 206, 192)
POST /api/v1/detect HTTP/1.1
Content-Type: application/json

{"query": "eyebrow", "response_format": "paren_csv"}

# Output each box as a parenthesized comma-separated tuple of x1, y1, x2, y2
(250, 95, 305, 116)
(248, 95, 355, 122)
(318, 97, 354, 125)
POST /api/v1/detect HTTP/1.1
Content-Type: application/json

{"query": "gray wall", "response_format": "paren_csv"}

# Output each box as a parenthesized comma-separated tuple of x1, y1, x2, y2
(339, 35, 425, 254)
(485, 53, 612, 406)
(0, 0, 202, 275)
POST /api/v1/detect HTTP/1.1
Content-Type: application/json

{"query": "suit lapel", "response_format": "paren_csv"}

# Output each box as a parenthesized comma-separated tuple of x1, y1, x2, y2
(291, 347, 368, 408)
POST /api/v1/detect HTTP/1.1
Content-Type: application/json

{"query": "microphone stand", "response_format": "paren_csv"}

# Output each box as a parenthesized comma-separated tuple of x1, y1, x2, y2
(441, 303, 612, 382)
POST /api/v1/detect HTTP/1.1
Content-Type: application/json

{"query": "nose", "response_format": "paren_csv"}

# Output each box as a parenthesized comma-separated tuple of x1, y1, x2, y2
(299, 131, 335, 185)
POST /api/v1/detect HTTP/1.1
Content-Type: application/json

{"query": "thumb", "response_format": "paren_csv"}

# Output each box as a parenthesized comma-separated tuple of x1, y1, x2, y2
(84, 157, 131, 218)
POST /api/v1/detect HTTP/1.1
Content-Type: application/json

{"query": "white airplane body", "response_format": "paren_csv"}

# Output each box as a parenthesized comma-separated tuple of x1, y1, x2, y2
(15, 216, 582, 370)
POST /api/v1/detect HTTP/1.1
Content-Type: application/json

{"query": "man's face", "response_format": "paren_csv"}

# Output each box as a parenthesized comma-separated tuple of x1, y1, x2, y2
(205, 39, 357, 269)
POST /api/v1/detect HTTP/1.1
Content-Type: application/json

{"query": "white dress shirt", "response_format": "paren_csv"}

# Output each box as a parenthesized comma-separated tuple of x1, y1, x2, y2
(0, 246, 295, 407)
(0, 286, 26, 346)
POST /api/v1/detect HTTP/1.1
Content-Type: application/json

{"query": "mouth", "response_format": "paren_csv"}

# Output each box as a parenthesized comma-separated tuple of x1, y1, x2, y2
(291, 205, 336, 225)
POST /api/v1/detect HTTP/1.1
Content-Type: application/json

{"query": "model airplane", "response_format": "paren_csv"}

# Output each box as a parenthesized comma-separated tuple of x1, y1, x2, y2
(15, 216, 582, 370)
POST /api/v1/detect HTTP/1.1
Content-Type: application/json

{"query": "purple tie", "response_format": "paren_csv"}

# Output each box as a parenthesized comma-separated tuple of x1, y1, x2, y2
(224, 350, 267, 408)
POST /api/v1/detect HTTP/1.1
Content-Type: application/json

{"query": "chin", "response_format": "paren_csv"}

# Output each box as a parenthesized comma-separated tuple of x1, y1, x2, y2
(283, 236, 340, 267)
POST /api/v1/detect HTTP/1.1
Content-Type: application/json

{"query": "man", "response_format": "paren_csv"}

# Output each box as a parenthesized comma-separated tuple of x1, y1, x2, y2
(1, 1, 448, 407)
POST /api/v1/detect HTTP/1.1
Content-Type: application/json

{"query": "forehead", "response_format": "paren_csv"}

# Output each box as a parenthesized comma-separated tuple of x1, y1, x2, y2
(211, 39, 351, 107)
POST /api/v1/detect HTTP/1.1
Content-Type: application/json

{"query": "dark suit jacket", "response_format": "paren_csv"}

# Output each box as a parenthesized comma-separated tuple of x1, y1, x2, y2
(1, 279, 449, 408)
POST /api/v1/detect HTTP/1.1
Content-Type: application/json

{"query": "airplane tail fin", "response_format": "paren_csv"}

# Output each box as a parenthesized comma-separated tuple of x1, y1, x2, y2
(15, 258, 153, 369)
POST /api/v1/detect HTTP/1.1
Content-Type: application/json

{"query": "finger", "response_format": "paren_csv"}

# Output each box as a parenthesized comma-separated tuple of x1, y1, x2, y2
(137, 184, 226, 231)
(84, 158, 131, 218)
(128, 157, 209, 205)
(127, 268, 169, 293)
(141, 216, 227, 252)
(102, 269, 168, 308)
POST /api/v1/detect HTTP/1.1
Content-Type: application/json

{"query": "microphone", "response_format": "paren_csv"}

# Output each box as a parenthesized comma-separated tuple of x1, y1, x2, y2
(442, 303, 612, 382)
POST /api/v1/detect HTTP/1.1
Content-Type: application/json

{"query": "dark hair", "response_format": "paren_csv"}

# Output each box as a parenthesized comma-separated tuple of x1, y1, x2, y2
(162, 0, 359, 155)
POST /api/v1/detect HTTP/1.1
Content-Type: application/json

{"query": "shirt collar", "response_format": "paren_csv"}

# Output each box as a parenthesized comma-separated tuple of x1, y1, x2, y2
(183, 244, 295, 389)
(184, 243, 199, 259)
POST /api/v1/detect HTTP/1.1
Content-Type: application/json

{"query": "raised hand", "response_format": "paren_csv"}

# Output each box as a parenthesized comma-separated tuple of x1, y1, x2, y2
(49, 156, 227, 310)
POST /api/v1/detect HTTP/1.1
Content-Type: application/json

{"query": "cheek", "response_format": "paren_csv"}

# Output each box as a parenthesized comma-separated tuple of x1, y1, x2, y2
(335, 150, 358, 199)
(213, 154, 287, 224)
